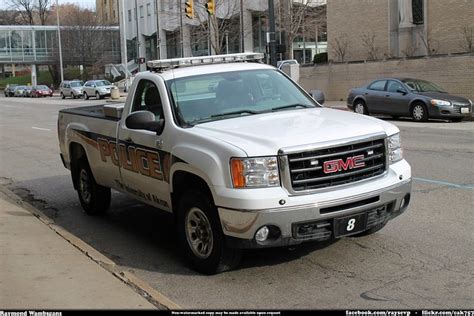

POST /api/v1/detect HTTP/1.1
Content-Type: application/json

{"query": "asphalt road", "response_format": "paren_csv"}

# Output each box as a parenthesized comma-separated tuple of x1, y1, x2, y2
(0, 95, 473, 309)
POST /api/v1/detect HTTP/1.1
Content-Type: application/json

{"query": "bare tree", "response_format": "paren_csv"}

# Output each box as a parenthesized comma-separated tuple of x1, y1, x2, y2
(458, 26, 473, 53)
(330, 33, 349, 62)
(37, 0, 51, 25)
(361, 31, 379, 61)
(419, 31, 439, 56)
(8, 0, 35, 25)
(278, 0, 326, 60)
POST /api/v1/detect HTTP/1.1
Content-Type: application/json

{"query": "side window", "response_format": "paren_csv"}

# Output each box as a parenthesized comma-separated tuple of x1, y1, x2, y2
(131, 79, 163, 120)
(368, 80, 387, 91)
(387, 81, 404, 93)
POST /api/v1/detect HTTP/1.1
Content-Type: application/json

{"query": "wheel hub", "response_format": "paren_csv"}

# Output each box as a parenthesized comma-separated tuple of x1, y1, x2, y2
(185, 207, 214, 259)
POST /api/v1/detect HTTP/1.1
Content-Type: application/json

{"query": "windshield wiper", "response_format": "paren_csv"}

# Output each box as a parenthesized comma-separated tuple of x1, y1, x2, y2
(210, 109, 261, 118)
(271, 104, 314, 112)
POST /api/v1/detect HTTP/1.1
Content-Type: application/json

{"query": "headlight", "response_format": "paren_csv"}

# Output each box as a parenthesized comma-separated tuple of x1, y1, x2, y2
(430, 99, 451, 106)
(388, 133, 403, 164)
(230, 157, 280, 188)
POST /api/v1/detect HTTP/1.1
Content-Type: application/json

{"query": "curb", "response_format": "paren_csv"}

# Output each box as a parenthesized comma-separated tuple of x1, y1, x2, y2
(0, 181, 181, 311)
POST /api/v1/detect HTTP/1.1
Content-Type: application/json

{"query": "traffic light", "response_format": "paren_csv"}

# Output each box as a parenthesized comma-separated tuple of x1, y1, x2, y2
(185, 0, 194, 19)
(205, 0, 215, 15)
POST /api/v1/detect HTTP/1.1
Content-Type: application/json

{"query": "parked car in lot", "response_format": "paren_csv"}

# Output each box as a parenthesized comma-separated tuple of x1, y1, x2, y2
(13, 85, 27, 97)
(4, 84, 18, 97)
(31, 85, 53, 98)
(82, 80, 113, 100)
(22, 86, 33, 97)
(347, 78, 473, 122)
(60, 80, 84, 99)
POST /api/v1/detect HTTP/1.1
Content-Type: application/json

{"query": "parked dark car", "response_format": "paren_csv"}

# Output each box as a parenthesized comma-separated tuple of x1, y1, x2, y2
(4, 84, 18, 97)
(22, 86, 33, 97)
(31, 85, 53, 98)
(347, 78, 472, 122)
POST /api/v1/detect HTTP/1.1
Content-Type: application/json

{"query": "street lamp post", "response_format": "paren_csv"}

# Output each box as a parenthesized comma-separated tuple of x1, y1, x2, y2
(55, 0, 64, 83)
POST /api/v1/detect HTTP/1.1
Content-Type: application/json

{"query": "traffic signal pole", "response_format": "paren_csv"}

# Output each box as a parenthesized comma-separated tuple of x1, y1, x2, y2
(268, 0, 277, 67)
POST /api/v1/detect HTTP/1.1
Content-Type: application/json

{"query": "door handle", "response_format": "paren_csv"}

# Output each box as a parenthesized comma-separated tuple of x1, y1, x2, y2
(156, 139, 164, 149)
(385, 95, 390, 97)
(124, 137, 134, 143)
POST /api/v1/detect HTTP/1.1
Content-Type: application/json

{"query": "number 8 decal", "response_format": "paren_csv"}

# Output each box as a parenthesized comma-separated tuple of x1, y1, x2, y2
(347, 218, 356, 231)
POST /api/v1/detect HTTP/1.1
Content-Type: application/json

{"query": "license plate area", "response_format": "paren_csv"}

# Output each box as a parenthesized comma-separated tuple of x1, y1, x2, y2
(461, 107, 470, 114)
(333, 212, 368, 238)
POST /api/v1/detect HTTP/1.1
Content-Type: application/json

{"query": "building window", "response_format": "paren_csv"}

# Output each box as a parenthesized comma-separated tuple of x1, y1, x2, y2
(412, 0, 424, 24)
(140, 5, 144, 18)
(147, 3, 151, 16)
(128, 9, 131, 22)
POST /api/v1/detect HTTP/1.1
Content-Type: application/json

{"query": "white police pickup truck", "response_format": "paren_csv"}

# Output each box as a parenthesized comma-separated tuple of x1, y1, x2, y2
(58, 53, 411, 274)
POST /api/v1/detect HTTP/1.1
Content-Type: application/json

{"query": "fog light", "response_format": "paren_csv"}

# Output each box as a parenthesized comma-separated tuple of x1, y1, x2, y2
(255, 226, 269, 243)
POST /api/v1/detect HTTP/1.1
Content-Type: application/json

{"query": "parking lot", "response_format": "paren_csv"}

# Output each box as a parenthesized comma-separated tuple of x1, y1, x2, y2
(0, 95, 473, 309)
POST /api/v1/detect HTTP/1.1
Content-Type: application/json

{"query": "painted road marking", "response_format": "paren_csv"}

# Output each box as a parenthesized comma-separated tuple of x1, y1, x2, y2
(414, 177, 474, 190)
(32, 127, 51, 131)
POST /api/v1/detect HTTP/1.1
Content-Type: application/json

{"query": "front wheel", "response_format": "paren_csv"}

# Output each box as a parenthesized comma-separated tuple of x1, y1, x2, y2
(84, 92, 89, 100)
(60, 92, 65, 99)
(451, 118, 463, 123)
(177, 190, 242, 274)
(411, 103, 428, 122)
(95, 92, 101, 100)
(353, 100, 368, 115)
(75, 159, 111, 215)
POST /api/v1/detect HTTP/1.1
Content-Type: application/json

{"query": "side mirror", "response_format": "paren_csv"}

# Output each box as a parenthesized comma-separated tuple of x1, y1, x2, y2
(125, 111, 165, 134)
(310, 90, 325, 105)
(397, 89, 407, 95)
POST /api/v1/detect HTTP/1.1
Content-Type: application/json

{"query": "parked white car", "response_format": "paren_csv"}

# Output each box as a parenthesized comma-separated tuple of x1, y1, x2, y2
(82, 80, 113, 100)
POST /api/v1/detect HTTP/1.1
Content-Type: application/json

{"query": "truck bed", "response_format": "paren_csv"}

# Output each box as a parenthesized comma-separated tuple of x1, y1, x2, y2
(59, 103, 125, 121)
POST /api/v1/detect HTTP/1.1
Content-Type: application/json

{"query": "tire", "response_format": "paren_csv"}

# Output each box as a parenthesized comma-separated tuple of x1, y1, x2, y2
(71, 92, 75, 99)
(75, 158, 111, 215)
(84, 92, 89, 100)
(353, 100, 368, 115)
(61, 92, 65, 99)
(352, 221, 387, 237)
(411, 103, 428, 122)
(177, 190, 242, 275)
(95, 92, 101, 100)
(451, 118, 463, 123)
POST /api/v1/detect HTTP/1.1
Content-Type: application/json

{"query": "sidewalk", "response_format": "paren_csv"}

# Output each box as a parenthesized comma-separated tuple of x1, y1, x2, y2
(0, 191, 156, 310)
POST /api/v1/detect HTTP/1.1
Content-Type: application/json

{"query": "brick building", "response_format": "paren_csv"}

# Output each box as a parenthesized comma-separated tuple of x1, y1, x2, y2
(327, 0, 474, 62)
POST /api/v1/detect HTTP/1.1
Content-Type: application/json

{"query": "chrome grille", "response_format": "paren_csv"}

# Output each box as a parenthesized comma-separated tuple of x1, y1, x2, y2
(287, 138, 386, 191)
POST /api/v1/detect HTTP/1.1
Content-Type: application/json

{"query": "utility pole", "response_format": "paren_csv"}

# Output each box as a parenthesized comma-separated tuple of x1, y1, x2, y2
(155, 0, 161, 59)
(178, 0, 184, 57)
(268, 0, 277, 66)
(134, 0, 140, 68)
(240, 0, 244, 52)
(55, 0, 64, 83)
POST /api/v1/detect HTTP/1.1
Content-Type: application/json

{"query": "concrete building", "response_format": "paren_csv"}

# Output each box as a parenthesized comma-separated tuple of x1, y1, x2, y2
(327, 0, 474, 62)
(96, 0, 119, 25)
(117, 0, 327, 72)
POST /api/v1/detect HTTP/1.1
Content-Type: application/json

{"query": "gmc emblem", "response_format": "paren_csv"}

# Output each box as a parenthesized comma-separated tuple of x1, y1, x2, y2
(323, 155, 366, 174)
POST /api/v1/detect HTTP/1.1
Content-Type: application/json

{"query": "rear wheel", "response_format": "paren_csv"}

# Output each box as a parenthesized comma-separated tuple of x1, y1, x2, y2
(75, 159, 111, 215)
(411, 103, 428, 122)
(353, 100, 368, 115)
(177, 190, 242, 274)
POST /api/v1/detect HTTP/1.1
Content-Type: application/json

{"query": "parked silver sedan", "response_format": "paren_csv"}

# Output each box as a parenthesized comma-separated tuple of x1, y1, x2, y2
(82, 80, 113, 100)
(347, 78, 472, 122)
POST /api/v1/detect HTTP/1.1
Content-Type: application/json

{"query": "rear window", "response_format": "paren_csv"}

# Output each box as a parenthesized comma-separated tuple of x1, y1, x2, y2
(368, 80, 386, 91)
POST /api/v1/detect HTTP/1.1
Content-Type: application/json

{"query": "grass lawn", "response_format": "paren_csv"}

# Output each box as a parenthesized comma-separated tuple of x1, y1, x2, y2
(0, 71, 53, 90)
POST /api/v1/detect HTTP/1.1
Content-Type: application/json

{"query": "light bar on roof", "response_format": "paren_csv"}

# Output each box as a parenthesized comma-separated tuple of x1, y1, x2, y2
(147, 52, 265, 70)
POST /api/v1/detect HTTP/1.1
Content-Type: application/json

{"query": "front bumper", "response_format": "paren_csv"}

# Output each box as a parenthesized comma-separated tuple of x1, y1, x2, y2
(218, 161, 412, 249)
(430, 104, 472, 119)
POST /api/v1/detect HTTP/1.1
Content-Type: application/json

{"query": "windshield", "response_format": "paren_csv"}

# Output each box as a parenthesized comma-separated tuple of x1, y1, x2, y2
(403, 79, 446, 93)
(96, 80, 111, 87)
(70, 82, 82, 87)
(37, 85, 49, 90)
(166, 69, 317, 126)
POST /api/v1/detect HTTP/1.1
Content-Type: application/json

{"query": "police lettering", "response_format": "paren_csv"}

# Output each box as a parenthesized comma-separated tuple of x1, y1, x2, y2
(98, 138, 163, 180)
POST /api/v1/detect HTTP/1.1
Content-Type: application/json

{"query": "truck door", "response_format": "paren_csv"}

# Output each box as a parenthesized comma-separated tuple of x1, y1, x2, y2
(117, 77, 172, 212)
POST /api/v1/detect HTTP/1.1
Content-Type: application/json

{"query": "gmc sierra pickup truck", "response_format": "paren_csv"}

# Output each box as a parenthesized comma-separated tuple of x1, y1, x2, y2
(58, 53, 412, 274)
